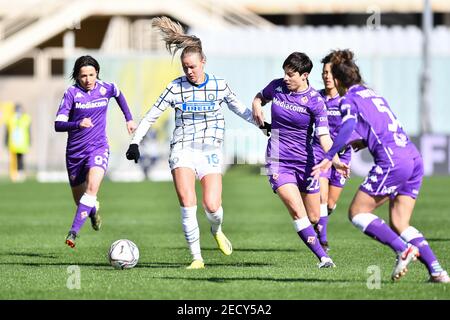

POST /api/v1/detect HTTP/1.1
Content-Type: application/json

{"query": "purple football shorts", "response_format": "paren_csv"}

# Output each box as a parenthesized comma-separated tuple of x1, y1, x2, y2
(66, 146, 110, 187)
(359, 155, 423, 199)
(267, 163, 320, 194)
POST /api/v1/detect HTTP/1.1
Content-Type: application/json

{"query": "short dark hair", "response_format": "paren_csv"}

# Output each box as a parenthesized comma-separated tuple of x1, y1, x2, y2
(282, 52, 313, 75)
(71, 55, 100, 84)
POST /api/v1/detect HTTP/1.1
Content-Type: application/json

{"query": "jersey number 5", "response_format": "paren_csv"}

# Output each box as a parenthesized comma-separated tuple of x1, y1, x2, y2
(372, 98, 401, 132)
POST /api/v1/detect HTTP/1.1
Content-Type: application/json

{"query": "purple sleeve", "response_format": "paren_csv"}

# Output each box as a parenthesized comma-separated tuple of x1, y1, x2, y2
(115, 92, 133, 122)
(346, 130, 363, 145)
(312, 97, 329, 131)
(325, 117, 356, 160)
(55, 89, 73, 120)
(55, 88, 77, 132)
(55, 120, 80, 132)
(260, 79, 277, 101)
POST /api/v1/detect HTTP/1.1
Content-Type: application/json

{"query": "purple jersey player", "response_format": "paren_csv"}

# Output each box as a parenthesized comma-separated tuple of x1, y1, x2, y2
(313, 49, 449, 283)
(252, 52, 347, 268)
(312, 53, 353, 252)
(55, 55, 136, 248)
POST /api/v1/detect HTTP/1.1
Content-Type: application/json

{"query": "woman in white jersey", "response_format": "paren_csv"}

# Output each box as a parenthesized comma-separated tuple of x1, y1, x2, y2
(126, 17, 261, 269)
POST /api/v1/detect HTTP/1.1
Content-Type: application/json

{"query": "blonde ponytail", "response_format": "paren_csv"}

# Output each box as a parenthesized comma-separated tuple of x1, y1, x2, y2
(152, 16, 203, 58)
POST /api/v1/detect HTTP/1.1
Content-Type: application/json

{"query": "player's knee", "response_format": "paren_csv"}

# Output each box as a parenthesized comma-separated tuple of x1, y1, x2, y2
(85, 184, 99, 195)
(203, 200, 221, 214)
(308, 212, 320, 224)
(328, 199, 337, 210)
(310, 217, 319, 224)
(178, 196, 197, 207)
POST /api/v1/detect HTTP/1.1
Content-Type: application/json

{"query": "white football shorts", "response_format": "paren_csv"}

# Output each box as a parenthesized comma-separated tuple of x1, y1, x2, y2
(169, 146, 223, 180)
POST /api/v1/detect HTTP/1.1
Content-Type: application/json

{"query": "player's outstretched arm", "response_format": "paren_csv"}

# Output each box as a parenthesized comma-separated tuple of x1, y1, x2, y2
(131, 84, 173, 142)
(222, 83, 260, 127)
(252, 92, 266, 127)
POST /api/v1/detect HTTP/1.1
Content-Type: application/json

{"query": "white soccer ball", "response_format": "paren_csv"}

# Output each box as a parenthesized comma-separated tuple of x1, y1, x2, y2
(108, 239, 139, 269)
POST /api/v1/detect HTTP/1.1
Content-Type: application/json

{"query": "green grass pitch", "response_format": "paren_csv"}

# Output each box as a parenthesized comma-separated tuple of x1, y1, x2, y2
(0, 165, 449, 299)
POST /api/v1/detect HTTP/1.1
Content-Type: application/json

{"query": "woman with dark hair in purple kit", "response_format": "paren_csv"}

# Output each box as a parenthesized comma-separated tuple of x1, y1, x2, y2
(55, 55, 136, 248)
(252, 52, 349, 269)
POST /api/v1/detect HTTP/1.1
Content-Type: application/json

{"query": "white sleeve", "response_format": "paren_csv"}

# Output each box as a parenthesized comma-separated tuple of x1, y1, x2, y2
(131, 86, 173, 144)
(316, 126, 330, 136)
(224, 84, 258, 126)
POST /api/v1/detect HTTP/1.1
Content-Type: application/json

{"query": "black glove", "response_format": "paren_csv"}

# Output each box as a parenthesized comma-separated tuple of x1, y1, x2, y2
(259, 121, 271, 137)
(126, 144, 140, 163)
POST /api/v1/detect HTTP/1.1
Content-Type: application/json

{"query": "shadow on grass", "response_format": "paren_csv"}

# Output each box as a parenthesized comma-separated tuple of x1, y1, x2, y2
(168, 247, 297, 253)
(0, 260, 177, 269)
(0, 261, 273, 270)
(233, 248, 297, 253)
(134, 261, 272, 269)
(2, 252, 58, 259)
(158, 275, 364, 284)
(0, 261, 110, 267)
(427, 238, 450, 243)
(111, 261, 273, 270)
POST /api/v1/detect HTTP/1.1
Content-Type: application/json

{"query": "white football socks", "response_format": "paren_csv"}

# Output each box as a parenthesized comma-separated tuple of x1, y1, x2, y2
(205, 206, 223, 234)
(80, 193, 97, 208)
(320, 204, 328, 217)
(180, 206, 202, 261)
(351, 213, 379, 232)
(292, 216, 311, 232)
